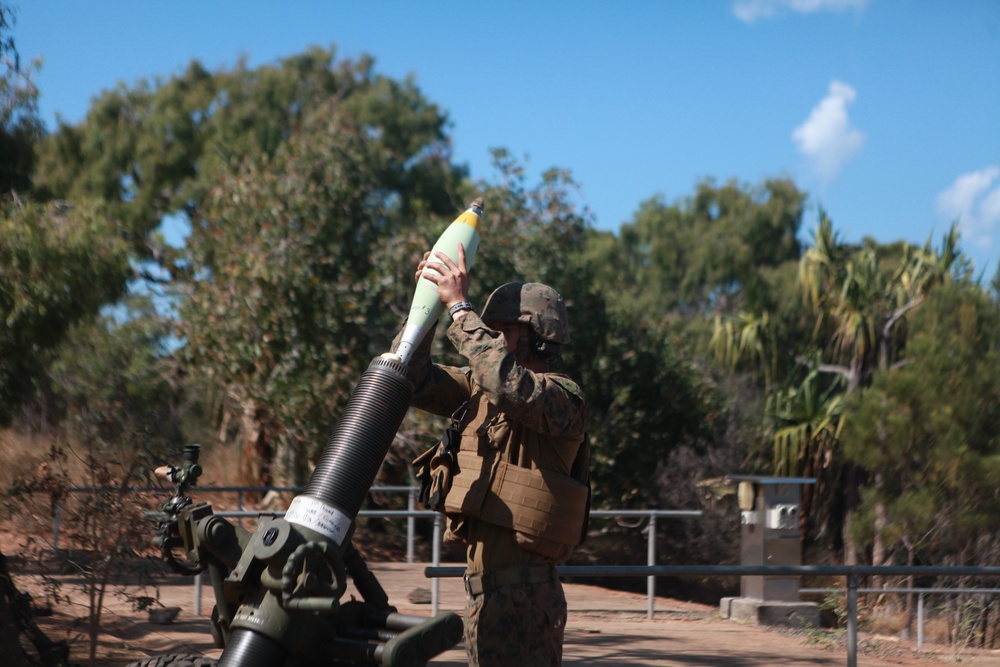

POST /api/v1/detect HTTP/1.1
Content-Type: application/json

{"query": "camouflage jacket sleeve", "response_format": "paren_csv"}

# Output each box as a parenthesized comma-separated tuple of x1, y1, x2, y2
(447, 311, 588, 437)
(391, 317, 471, 418)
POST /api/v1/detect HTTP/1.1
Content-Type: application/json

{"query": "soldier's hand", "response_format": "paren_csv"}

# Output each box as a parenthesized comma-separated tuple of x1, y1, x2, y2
(419, 243, 470, 309)
(414, 251, 432, 283)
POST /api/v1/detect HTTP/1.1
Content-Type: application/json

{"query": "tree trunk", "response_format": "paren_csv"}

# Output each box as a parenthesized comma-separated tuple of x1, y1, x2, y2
(841, 462, 864, 566)
(272, 435, 296, 489)
(799, 458, 813, 545)
(238, 400, 272, 502)
(871, 476, 888, 590)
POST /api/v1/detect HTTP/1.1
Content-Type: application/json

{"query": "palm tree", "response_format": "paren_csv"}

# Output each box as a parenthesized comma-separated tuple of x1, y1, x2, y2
(713, 213, 967, 563)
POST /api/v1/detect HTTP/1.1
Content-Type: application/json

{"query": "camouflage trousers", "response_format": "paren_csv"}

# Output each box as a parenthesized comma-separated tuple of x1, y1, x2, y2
(464, 577, 567, 667)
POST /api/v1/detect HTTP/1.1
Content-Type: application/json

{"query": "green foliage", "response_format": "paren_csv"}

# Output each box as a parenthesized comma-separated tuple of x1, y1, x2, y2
(46, 297, 180, 451)
(709, 209, 975, 558)
(33, 47, 458, 258)
(798, 217, 966, 387)
(841, 281, 1000, 565)
(0, 200, 132, 425)
(820, 588, 849, 628)
(179, 106, 402, 483)
(767, 361, 845, 477)
(0, 3, 43, 194)
(23, 46, 459, 487)
(574, 177, 806, 507)
(581, 312, 723, 506)
(592, 177, 804, 315)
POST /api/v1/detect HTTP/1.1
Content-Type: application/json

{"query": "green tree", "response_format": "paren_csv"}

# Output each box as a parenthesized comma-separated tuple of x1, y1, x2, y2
(46, 296, 180, 446)
(842, 281, 1000, 571)
(180, 106, 404, 488)
(582, 311, 723, 506)
(28, 47, 457, 489)
(0, 200, 132, 425)
(766, 360, 846, 542)
(33, 47, 457, 261)
(798, 218, 966, 392)
(797, 220, 966, 562)
(713, 214, 970, 561)
(594, 177, 805, 315)
(0, 3, 43, 194)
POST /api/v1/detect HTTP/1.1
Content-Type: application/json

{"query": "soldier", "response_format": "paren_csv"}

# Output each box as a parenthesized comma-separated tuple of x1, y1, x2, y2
(396, 243, 590, 666)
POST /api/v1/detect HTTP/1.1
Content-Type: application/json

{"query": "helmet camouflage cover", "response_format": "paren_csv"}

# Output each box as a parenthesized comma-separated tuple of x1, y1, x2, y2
(480, 282, 570, 345)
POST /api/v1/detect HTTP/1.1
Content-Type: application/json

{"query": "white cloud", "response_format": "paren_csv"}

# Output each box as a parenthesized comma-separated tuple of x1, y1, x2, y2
(792, 80, 866, 184)
(733, 0, 869, 23)
(936, 167, 1000, 253)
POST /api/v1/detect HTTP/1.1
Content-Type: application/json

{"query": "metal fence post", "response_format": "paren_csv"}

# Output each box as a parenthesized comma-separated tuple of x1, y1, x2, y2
(647, 513, 656, 620)
(432, 513, 442, 618)
(406, 487, 416, 564)
(52, 501, 62, 556)
(917, 591, 924, 653)
(847, 571, 859, 667)
(194, 570, 203, 617)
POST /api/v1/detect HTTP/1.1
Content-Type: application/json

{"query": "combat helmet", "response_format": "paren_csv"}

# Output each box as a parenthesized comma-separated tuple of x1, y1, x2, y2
(480, 282, 570, 346)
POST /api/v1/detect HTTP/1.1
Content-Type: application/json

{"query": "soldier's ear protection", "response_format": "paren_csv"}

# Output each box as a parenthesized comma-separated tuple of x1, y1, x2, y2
(527, 327, 562, 367)
(534, 337, 560, 359)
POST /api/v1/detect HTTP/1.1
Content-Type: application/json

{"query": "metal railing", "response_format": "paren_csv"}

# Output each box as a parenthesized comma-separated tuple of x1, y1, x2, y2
(62, 482, 699, 626)
(50, 485, 696, 623)
(50, 484, 420, 557)
(800, 585, 1000, 654)
(193, 507, 703, 619)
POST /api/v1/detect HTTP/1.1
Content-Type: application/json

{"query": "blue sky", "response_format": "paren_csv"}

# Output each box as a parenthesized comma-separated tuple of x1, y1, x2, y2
(14, 0, 1000, 276)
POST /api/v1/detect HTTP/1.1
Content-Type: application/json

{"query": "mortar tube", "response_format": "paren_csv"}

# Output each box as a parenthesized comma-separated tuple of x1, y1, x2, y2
(217, 356, 415, 667)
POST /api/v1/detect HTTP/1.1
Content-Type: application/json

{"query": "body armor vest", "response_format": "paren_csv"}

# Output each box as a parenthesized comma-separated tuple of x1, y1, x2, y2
(441, 381, 590, 559)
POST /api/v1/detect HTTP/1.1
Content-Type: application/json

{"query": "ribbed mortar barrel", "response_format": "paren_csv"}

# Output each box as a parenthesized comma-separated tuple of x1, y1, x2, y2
(218, 628, 287, 667)
(304, 355, 414, 520)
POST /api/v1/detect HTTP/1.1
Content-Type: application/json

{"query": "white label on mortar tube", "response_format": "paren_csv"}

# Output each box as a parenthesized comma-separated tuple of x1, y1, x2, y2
(285, 496, 352, 545)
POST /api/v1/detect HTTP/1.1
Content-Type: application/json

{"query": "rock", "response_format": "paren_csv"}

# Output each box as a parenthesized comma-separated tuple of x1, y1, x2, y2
(407, 587, 432, 604)
(149, 607, 181, 624)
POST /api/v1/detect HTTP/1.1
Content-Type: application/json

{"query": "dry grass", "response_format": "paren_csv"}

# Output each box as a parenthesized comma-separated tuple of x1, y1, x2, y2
(865, 604, 996, 648)
(867, 608, 920, 637)
(0, 428, 58, 490)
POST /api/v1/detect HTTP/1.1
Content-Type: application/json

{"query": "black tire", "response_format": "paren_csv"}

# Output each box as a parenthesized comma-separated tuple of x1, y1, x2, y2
(124, 655, 219, 667)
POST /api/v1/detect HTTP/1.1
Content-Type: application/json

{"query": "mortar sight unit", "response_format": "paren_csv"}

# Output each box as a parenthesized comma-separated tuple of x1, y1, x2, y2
(135, 199, 486, 667)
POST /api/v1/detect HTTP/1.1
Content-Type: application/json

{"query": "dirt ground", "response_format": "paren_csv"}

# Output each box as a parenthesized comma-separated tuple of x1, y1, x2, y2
(9, 561, 1000, 667)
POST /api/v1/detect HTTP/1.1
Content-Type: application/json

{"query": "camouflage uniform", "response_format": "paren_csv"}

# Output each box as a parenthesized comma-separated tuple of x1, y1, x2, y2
(464, 577, 567, 666)
(399, 303, 588, 667)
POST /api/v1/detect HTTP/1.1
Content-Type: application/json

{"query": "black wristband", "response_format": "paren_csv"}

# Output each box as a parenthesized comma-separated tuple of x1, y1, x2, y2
(448, 301, 474, 318)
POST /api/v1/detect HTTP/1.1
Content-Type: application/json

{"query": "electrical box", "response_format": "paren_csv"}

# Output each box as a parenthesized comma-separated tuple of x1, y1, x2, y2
(727, 475, 814, 602)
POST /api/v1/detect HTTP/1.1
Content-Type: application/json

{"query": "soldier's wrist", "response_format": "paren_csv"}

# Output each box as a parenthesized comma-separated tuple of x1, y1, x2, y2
(448, 301, 474, 320)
